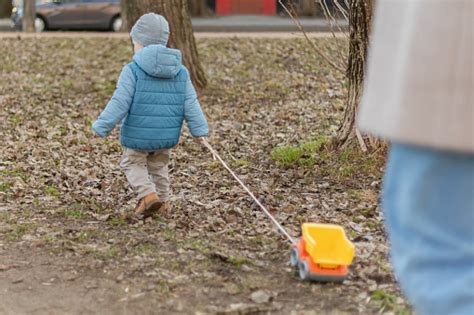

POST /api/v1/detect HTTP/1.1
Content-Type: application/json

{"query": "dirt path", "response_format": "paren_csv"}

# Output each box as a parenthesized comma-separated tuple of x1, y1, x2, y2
(0, 240, 357, 315)
(0, 36, 408, 314)
(1, 246, 138, 315)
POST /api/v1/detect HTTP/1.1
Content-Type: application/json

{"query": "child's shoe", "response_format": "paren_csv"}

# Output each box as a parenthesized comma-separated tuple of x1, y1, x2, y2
(126, 192, 162, 222)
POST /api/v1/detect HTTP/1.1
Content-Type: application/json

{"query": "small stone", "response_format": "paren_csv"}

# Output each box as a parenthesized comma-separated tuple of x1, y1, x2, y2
(12, 277, 23, 284)
(357, 292, 368, 300)
(146, 283, 156, 291)
(320, 182, 330, 189)
(85, 281, 99, 289)
(170, 275, 188, 285)
(63, 271, 78, 281)
(225, 283, 240, 295)
(250, 290, 272, 304)
(21, 234, 34, 241)
(195, 254, 206, 261)
(116, 273, 124, 282)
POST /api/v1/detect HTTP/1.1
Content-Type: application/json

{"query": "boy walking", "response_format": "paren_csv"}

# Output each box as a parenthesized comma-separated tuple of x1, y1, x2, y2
(92, 13, 208, 220)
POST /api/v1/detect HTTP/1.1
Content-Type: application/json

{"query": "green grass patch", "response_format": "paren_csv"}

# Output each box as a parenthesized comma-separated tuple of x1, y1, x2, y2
(9, 116, 22, 126)
(162, 228, 176, 241)
(134, 243, 156, 255)
(188, 239, 210, 255)
(371, 289, 397, 311)
(0, 168, 29, 181)
(5, 223, 36, 241)
(0, 181, 13, 191)
(227, 255, 253, 268)
(93, 80, 116, 95)
(109, 217, 127, 226)
(59, 203, 87, 219)
(75, 231, 94, 242)
(209, 160, 221, 169)
(271, 136, 327, 167)
(271, 136, 385, 182)
(65, 209, 86, 219)
(155, 280, 172, 294)
(94, 247, 119, 259)
(232, 158, 250, 168)
(44, 185, 60, 197)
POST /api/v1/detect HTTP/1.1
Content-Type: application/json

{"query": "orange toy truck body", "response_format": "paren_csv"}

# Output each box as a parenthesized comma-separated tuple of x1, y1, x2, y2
(290, 223, 355, 282)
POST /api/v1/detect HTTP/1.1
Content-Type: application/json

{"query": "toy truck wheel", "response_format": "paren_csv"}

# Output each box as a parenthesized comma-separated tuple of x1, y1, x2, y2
(298, 259, 310, 280)
(290, 247, 299, 267)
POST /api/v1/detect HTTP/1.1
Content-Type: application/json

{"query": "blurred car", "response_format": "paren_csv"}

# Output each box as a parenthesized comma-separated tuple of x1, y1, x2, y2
(11, 0, 121, 32)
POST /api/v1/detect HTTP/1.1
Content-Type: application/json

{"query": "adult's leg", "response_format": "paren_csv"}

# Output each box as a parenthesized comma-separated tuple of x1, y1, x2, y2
(383, 143, 474, 315)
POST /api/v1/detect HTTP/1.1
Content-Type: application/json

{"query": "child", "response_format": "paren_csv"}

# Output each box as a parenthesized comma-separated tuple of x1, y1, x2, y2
(92, 13, 208, 220)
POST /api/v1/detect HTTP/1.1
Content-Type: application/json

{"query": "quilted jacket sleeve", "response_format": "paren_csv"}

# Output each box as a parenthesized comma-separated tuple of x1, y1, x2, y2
(92, 65, 136, 137)
(183, 74, 209, 137)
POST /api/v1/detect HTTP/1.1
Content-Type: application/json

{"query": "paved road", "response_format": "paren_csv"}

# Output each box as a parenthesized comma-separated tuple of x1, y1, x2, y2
(192, 15, 347, 32)
(0, 15, 347, 32)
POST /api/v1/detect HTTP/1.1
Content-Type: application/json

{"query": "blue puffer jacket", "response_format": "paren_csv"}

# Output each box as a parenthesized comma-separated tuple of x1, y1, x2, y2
(92, 45, 208, 150)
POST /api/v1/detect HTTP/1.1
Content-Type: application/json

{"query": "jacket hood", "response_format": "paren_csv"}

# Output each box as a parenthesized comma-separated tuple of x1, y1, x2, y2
(133, 45, 182, 78)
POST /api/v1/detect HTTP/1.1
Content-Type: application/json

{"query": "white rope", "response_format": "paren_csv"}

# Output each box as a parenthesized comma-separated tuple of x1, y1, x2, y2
(203, 139, 296, 245)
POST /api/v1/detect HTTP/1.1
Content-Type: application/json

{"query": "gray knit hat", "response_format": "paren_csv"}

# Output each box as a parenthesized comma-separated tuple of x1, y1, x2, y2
(130, 13, 170, 47)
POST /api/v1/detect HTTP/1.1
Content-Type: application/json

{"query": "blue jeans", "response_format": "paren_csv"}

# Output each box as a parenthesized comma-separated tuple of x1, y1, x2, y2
(383, 144, 474, 315)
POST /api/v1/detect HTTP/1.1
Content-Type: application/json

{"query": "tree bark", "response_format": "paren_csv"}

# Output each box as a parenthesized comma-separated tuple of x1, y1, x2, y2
(121, 0, 207, 90)
(0, 0, 13, 19)
(188, 0, 209, 16)
(336, 0, 372, 148)
(298, 0, 319, 16)
(22, 0, 36, 33)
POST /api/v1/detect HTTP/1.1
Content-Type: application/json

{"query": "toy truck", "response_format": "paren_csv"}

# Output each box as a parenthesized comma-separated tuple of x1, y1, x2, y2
(290, 223, 355, 282)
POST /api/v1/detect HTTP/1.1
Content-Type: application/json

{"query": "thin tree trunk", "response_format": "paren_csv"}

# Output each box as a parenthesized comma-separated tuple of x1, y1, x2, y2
(121, 0, 207, 90)
(188, 0, 208, 16)
(299, 0, 319, 16)
(22, 0, 36, 33)
(336, 0, 371, 148)
(0, 0, 13, 19)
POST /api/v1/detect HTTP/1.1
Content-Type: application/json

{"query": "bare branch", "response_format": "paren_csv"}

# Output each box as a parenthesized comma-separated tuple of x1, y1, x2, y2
(355, 128, 368, 152)
(278, 0, 345, 74)
(318, 0, 348, 36)
(316, 0, 347, 67)
(333, 0, 349, 21)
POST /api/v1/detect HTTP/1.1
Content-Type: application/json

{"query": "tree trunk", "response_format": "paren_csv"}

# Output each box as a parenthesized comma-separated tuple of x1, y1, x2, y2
(336, 0, 372, 148)
(121, 0, 207, 90)
(0, 0, 13, 19)
(188, 0, 209, 16)
(22, 0, 36, 33)
(298, 0, 318, 16)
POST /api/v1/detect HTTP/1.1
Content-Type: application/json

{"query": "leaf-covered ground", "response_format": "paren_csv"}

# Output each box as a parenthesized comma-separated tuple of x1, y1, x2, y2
(0, 36, 410, 314)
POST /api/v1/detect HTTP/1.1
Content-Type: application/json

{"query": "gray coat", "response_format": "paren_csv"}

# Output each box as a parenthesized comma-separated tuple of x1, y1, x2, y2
(358, 0, 473, 153)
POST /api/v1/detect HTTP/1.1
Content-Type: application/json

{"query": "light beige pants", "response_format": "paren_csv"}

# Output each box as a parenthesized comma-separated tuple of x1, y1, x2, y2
(120, 148, 170, 201)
